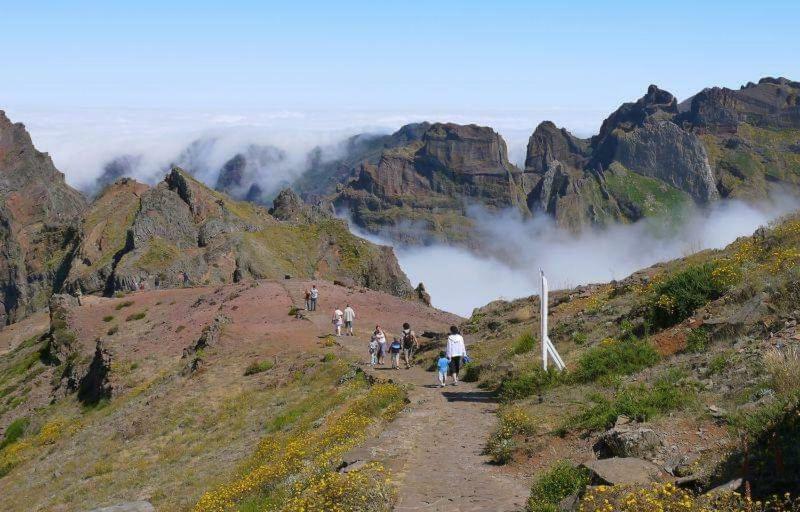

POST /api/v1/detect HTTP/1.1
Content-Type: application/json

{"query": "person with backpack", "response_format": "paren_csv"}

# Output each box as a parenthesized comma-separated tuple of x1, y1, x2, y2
(343, 304, 356, 336)
(445, 325, 467, 385)
(401, 322, 419, 369)
(372, 326, 387, 365)
(389, 337, 403, 369)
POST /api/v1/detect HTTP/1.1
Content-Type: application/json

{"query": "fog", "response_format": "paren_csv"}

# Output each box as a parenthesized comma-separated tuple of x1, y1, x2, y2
(352, 195, 800, 317)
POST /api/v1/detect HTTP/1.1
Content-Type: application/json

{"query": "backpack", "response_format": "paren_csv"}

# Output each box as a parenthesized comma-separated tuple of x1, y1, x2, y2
(402, 330, 415, 349)
(390, 341, 402, 353)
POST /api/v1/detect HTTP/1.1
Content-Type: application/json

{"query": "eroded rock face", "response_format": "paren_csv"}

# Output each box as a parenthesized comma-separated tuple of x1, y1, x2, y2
(215, 144, 285, 203)
(0, 111, 87, 325)
(582, 457, 668, 485)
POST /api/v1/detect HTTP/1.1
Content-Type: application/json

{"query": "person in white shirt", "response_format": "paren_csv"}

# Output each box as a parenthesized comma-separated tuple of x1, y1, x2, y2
(309, 285, 319, 311)
(372, 326, 387, 365)
(343, 304, 356, 336)
(445, 325, 467, 385)
(332, 307, 344, 336)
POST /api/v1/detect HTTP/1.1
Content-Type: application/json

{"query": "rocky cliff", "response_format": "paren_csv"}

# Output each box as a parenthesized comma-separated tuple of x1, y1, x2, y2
(0, 111, 87, 325)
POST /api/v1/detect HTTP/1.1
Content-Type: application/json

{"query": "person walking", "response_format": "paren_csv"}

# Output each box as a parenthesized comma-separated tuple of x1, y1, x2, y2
(309, 285, 319, 311)
(401, 322, 419, 369)
(368, 337, 379, 366)
(389, 337, 403, 369)
(343, 304, 356, 336)
(332, 307, 344, 336)
(446, 325, 467, 385)
(436, 351, 449, 388)
(372, 325, 387, 365)
(304, 289, 312, 311)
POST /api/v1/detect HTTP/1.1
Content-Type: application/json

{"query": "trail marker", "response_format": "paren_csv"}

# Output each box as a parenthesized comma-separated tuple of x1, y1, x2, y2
(540, 270, 566, 371)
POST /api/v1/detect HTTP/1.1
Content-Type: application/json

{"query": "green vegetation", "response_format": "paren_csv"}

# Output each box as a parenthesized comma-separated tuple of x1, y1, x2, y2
(645, 263, 727, 329)
(684, 326, 710, 353)
(498, 368, 562, 402)
(244, 360, 274, 376)
(486, 406, 538, 464)
(136, 237, 180, 272)
(0, 417, 29, 449)
(526, 461, 590, 512)
(462, 362, 482, 382)
(707, 352, 731, 376)
(125, 311, 147, 322)
(288, 306, 300, 317)
(102, 315, 114, 323)
(115, 300, 134, 310)
(512, 332, 536, 355)
(571, 338, 659, 383)
(567, 371, 694, 432)
(605, 163, 690, 220)
(321, 353, 336, 363)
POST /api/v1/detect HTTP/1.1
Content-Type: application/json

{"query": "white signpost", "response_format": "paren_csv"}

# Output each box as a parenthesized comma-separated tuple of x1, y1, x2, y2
(540, 270, 566, 371)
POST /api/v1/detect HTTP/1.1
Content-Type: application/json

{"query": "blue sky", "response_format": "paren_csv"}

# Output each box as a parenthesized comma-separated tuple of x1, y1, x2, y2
(2, 0, 799, 114)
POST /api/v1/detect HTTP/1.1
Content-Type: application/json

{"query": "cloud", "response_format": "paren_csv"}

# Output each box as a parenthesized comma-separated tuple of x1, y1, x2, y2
(351, 194, 800, 317)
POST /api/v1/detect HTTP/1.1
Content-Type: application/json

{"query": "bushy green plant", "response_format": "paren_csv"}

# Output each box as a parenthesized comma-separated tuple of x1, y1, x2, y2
(568, 372, 694, 432)
(684, 326, 710, 353)
(462, 362, 482, 382)
(572, 332, 588, 345)
(244, 360, 275, 376)
(572, 338, 659, 383)
(512, 332, 536, 355)
(646, 263, 727, 329)
(486, 406, 538, 464)
(322, 353, 336, 362)
(527, 460, 590, 512)
(125, 311, 146, 321)
(0, 417, 29, 449)
(102, 315, 114, 323)
(115, 300, 134, 310)
(498, 367, 561, 402)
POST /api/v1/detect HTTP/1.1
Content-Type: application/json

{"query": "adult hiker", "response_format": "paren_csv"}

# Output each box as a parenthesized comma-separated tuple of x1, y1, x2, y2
(446, 325, 467, 385)
(343, 304, 356, 336)
(304, 289, 312, 311)
(389, 337, 403, 369)
(309, 284, 319, 311)
(368, 336, 379, 366)
(372, 325, 387, 365)
(401, 322, 419, 369)
(332, 307, 344, 336)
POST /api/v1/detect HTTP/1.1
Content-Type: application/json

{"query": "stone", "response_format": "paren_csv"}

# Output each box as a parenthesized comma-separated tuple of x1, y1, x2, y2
(581, 457, 667, 485)
(595, 423, 663, 458)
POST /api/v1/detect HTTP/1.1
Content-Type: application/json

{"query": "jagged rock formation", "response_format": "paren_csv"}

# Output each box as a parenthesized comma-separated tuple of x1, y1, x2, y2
(214, 144, 286, 203)
(0, 111, 87, 325)
(63, 168, 415, 299)
(335, 123, 527, 244)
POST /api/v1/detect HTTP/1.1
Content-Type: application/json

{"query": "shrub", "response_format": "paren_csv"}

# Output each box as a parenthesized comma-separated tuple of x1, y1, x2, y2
(512, 332, 536, 355)
(498, 367, 561, 402)
(244, 360, 274, 376)
(763, 345, 800, 396)
(288, 306, 300, 317)
(115, 300, 134, 310)
(486, 406, 538, 464)
(572, 332, 588, 345)
(572, 338, 659, 383)
(707, 352, 731, 376)
(646, 263, 726, 329)
(568, 372, 694, 432)
(176, 325, 186, 333)
(684, 326, 710, 353)
(0, 417, 29, 449)
(322, 353, 336, 362)
(102, 315, 114, 323)
(527, 461, 589, 512)
(107, 325, 119, 336)
(462, 362, 482, 382)
(125, 311, 146, 321)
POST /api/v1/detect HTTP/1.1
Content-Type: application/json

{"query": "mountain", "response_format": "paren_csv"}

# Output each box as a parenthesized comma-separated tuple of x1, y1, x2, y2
(214, 144, 286, 203)
(0, 111, 87, 325)
(329, 77, 800, 242)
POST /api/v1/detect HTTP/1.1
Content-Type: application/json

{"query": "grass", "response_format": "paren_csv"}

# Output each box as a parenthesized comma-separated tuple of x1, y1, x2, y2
(497, 367, 562, 402)
(486, 406, 538, 464)
(107, 325, 119, 336)
(102, 315, 115, 323)
(244, 360, 274, 376)
(115, 300, 134, 310)
(512, 332, 536, 355)
(645, 263, 727, 329)
(684, 326, 710, 353)
(527, 460, 590, 512)
(763, 345, 800, 396)
(0, 417, 29, 450)
(125, 311, 147, 322)
(571, 338, 659, 383)
(707, 352, 732, 376)
(566, 371, 694, 432)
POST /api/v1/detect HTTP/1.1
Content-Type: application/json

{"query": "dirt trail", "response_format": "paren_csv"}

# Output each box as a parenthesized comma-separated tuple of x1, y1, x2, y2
(284, 283, 529, 512)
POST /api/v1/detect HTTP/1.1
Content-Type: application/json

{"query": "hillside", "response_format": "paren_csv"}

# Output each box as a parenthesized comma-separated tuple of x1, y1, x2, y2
(460, 212, 800, 509)
(0, 279, 459, 511)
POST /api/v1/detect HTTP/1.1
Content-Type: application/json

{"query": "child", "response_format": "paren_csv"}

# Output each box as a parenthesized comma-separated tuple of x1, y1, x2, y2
(389, 337, 403, 369)
(368, 338, 378, 366)
(436, 351, 449, 388)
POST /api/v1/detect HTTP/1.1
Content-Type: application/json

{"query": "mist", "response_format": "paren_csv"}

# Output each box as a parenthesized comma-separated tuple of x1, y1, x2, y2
(353, 195, 800, 317)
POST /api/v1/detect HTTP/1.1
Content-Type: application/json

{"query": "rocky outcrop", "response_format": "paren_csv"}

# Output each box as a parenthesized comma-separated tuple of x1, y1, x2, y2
(0, 111, 87, 325)
(581, 457, 668, 485)
(214, 144, 285, 203)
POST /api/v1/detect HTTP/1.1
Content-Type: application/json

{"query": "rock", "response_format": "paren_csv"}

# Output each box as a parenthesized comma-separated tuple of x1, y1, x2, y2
(337, 459, 368, 473)
(595, 423, 663, 458)
(183, 314, 231, 357)
(215, 145, 285, 203)
(416, 282, 432, 306)
(581, 457, 667, 485)
(77, 339, 113, 405)
(85, 501, 155, 512)
(705, 478, 743, 495)
(558, 492, 581, 512)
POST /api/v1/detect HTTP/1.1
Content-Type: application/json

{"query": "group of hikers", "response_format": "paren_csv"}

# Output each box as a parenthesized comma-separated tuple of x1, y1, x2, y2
(303, 284, 469, 386)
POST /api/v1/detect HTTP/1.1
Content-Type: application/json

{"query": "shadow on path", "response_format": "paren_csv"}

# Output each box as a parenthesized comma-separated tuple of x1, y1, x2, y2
(441, 390, 496, 403)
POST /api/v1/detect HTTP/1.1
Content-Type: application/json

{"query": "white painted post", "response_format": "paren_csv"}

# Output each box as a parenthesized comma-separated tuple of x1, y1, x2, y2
(540, 270, 566, 371)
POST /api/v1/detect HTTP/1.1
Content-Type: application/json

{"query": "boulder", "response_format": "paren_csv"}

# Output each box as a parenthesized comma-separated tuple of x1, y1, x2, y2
(594, 422, 663, 458)
(581, 457, 667, 485)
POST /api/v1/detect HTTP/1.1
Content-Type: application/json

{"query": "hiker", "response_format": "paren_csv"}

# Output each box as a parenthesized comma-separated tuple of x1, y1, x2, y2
(304, 289, 311, 311)
(309, 285, 319, 311)
(182, 272, 190, 288)
(389, 337, 403, 369)
(368, 337, 379, 366)
(343, 304, 356, 336)
(401, 322, 418, 369)
(436, 351, 449, 387)
(372, 325, 387, 365)
(74, 287, 83, 306)
(446, 325, 467, 385)
(332, 307, 344, 336)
